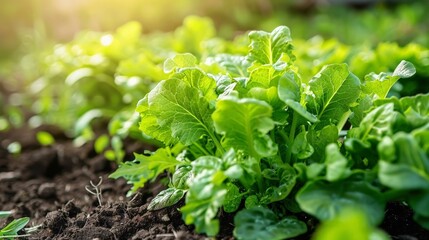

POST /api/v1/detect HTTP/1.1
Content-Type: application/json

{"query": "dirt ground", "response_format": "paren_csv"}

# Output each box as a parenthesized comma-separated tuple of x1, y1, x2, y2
(0, 125, 428, 240)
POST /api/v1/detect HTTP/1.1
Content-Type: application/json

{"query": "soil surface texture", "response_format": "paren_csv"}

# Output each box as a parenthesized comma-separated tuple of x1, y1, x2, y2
(1, 125, 428, 240)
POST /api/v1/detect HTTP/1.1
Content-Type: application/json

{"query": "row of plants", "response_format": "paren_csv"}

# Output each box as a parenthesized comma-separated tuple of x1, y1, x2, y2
(1, 16, 428, 239)
(2, 16, 428, 159)
(107, 23, 428, 239)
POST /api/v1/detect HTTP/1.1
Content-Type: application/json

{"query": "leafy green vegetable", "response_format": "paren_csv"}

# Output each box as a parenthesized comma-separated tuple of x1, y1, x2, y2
(234, 207, 306, 240)
(106, 20, 428, 237)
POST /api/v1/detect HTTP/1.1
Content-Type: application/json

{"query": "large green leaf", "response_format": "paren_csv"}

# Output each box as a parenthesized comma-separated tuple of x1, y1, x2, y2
(172, 68, 218, 102)
(248, 26, 294, 65)
(296, 179, 385, 225)
(234, 207, 307, 240)
(212, 96, 276, 158)
(136, 96, 173, 144)
(306, 64, 361, 129)
(140, 78, 215, 145)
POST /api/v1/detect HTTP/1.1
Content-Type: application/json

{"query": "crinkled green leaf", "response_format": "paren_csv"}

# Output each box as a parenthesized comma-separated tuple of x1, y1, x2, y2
(163, 53, 198, 73)
(139, 78, 215, 145)
(247, 65, 276, 89)
(224, 183, 242, 213)
(148, 188, 186, 210)
(136, 96, 173, 144)
(173, 68, 218, 102)
(234, 207, 307, 240)
(213, 96, 276, 158)
(248, 26, 294, 65)
(260, 165, 297, 204)
(297, 180, 385, 225)
(306, 64, 361, 129)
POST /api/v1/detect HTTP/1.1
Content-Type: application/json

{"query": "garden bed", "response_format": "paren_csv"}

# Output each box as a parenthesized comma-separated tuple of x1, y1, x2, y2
(0, 125, 428, 239)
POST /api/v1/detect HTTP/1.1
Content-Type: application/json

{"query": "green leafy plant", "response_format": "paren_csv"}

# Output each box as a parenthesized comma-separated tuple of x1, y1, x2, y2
(110, 22, 428, 238)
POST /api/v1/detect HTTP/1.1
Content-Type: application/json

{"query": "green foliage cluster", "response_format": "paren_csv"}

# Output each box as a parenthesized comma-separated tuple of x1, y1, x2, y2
(3, 16, 427, 237)
(5, 15, 428, 164)
(107, 18, 429, 238)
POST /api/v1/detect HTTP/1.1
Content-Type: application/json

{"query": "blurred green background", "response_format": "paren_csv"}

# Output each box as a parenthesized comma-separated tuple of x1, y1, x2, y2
(0, 0, 428, 135)
(1, 0, 428, 56)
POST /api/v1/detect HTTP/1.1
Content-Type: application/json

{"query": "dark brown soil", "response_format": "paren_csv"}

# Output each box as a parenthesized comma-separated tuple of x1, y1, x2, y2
(1, 125, 428, 240)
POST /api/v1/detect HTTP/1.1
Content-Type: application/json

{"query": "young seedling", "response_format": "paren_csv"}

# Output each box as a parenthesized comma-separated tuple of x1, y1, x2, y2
(85, 177, 103, 207)
(0, 211, 30, 239)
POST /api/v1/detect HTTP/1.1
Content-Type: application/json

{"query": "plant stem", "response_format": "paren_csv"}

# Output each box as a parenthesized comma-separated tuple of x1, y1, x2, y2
(192, 142, 211, 156)
(285, 112, 298, 163)
(208, 132, 225, 155)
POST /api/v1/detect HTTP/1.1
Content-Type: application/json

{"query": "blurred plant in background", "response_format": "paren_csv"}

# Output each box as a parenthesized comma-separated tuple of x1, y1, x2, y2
(0, 0, 428, 160)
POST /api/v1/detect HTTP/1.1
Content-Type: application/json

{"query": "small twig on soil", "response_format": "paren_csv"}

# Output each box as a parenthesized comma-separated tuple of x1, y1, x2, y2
(85, 176, 103, 206)
(156, 230, 178, 238)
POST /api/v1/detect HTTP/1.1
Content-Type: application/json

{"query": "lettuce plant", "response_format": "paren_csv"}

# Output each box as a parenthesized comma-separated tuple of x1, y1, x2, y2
(109, 24, 429, 238)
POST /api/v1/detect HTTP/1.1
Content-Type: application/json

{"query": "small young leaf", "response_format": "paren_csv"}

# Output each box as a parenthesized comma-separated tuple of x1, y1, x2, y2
(171, 165, 192, 189)
(148, 188, 186, 210)
(234, 207, 307, 240)
(36, 131, 55, 146)
(0, 217, 29, 236)
(223, 183, 242, 213)
(291, 131, 314, 159)
(248, 26, 294, 65)
(392, 60, 416, 78)
(94, 134, 110, 153)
